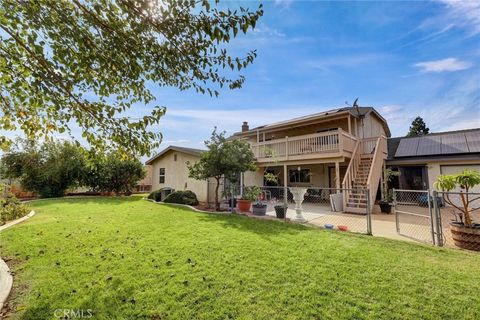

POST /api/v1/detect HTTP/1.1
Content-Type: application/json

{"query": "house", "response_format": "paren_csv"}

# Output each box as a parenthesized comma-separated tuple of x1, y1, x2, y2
(145, 146, 208, 202)
(232, 106, 391, 213)
(386, 128, 480, 192)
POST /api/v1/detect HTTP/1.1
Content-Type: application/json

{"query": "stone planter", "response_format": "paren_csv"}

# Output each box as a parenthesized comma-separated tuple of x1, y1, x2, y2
(274, 205, 287, 218)
(289, 187, 307, 222)
(450, 222, 480, 251)
(252, 203, 267, 216)
(237, 199, 251, 213)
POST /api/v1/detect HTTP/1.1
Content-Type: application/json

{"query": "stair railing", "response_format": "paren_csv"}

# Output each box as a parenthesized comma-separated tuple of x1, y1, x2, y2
(342, 139, 362, 209)
(365, 135, 388, 210)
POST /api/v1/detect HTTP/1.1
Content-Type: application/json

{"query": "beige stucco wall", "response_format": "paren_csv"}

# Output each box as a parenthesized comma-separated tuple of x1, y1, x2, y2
(243, 168, 264, 187)
(243, 164, 339, 188)
(427, 160, 480, 192)
(150, 151, 208, 202)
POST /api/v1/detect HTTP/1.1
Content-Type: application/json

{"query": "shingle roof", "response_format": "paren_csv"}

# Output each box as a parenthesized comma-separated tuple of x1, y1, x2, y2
(388, 128, 480, 159)
(232, 106, 391, 137)
(145, 145, 204, 165)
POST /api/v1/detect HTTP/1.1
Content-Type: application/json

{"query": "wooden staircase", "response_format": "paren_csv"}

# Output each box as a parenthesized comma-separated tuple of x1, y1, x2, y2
(344, 154, 372, 214)
(342, 136, 388, 215)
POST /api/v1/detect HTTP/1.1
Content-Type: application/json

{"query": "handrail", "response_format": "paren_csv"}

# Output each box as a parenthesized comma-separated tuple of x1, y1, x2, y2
(341, 140, 360, 188)
(252, 129, 341, 146)
(341, 139, 362, 210)
(366, 135, 388, 209)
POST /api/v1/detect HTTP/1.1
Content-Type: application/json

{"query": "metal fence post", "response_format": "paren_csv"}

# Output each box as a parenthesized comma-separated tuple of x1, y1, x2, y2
(283, 186, 288, 221)
(365, 189, 372, 235)
(427, 189, 435, 245)
(393, 188, 399, 233)
(432, 190, 444, 247)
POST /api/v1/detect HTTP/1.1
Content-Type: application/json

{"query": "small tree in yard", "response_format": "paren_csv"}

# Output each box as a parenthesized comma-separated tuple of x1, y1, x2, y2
(407, 116, 430, 137)
(188, 129, 256, 210)
(434, 170, 480, 227)
(1, 140, 85, 198)
(83, 153, 145, 195)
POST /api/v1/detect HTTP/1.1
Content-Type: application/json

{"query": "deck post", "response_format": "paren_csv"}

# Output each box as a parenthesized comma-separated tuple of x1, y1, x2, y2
(285, 136, 289, 160)
(366, 189, 372, 235)
(348, 115, 352, 134)
(335, 161, 340, 192)
(283, 164, 288, 207)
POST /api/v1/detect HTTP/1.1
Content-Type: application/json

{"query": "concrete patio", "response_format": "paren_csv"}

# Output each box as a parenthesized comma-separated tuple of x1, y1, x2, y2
(262, 201, 461, 245)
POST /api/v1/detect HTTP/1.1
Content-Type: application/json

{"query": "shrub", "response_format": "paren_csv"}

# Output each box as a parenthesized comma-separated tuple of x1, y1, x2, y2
(0, 184, 30, 225)
(83, 153, 145, 194)
(1, 140, 85, 198)
(163, 190, 199, 206)
(147, 190, 162, 202)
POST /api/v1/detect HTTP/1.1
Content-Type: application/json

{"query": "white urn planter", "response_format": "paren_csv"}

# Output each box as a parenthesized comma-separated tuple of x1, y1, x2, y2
(289, 187, 308, 222)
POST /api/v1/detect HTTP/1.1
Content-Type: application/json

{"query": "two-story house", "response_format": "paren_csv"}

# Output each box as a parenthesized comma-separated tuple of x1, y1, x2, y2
(231, 106, 390, 213)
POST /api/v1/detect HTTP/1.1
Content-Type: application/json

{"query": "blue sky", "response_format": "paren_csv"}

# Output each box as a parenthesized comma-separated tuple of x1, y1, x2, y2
(144, 0, 479, 153)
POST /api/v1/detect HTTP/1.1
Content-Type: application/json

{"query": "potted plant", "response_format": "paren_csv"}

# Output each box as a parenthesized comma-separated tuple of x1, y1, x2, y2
(248, 186, 268, 216)
(237, 186, 260, 213)
(379, 190, 393, 214)
(379, 168, 400, 214)
(274, 203, 287, 218)
(434, 170, 480, 251)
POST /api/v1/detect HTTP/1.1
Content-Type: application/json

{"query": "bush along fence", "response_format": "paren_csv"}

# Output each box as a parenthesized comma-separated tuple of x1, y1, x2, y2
(393, 189, 480, 251)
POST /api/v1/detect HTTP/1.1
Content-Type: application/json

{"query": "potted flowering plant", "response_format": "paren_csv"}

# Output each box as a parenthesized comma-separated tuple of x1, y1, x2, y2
(237, 186, 260, 213)
(434, 170, 480, 251)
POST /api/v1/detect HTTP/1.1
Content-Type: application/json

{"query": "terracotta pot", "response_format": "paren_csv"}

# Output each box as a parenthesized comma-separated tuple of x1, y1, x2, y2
(450, 223, 480, 251)
(237, 199, 251, 212)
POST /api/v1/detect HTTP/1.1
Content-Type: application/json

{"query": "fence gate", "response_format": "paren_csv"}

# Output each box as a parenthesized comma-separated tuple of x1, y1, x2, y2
(393, 189, 436, 245)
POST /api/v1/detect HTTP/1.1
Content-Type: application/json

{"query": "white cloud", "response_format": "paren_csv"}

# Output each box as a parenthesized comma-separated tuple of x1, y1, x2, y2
(440, 118, 480, 131)
(437, 0, 480, 36)
(164, 105, 332, 135)
(273, 0, 294, 8)
(413, 58, 472, 72)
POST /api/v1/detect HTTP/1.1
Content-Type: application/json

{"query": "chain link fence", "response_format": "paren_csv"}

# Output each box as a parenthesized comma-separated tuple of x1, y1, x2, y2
(393, 189, 480, 252)
(434, 191, 480, 251)
(258, 186, 371, 234)
(393, 190, 436, 244)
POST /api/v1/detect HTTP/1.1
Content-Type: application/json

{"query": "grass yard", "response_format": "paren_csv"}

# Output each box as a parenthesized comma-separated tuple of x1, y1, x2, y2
(1, 196, 480, 319)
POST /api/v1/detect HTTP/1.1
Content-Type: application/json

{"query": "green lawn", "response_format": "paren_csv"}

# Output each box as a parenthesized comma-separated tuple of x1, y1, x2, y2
(1, 196, 480, 319)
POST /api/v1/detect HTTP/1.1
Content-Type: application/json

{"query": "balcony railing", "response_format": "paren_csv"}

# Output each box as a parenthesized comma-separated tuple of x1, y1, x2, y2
(252, 129, 357, 162)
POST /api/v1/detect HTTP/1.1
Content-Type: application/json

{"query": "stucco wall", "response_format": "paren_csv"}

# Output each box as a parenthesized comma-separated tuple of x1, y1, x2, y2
(243, 168, 264, 187)
(427, 160, 480, 192)
(150, 151, 208, 202)
(243, 164, 335, 188)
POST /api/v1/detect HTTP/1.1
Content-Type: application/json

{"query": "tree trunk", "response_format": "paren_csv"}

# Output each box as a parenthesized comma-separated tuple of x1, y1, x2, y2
(215, 177, 220, 211)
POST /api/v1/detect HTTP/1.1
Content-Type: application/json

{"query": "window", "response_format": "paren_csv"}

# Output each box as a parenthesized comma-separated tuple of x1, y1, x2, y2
(159, 168, 165, 184)
(289, 169, 310, 183)
(174, 154, 177, 161)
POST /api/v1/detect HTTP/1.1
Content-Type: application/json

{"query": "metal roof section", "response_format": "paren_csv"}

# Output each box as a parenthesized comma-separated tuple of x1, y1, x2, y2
(392, 128, 480, 158)
(441, 132, 469, 154)
(416, 135, 441, 156)
(395, 137, 420, 157)
(466, 130, 480, 152)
